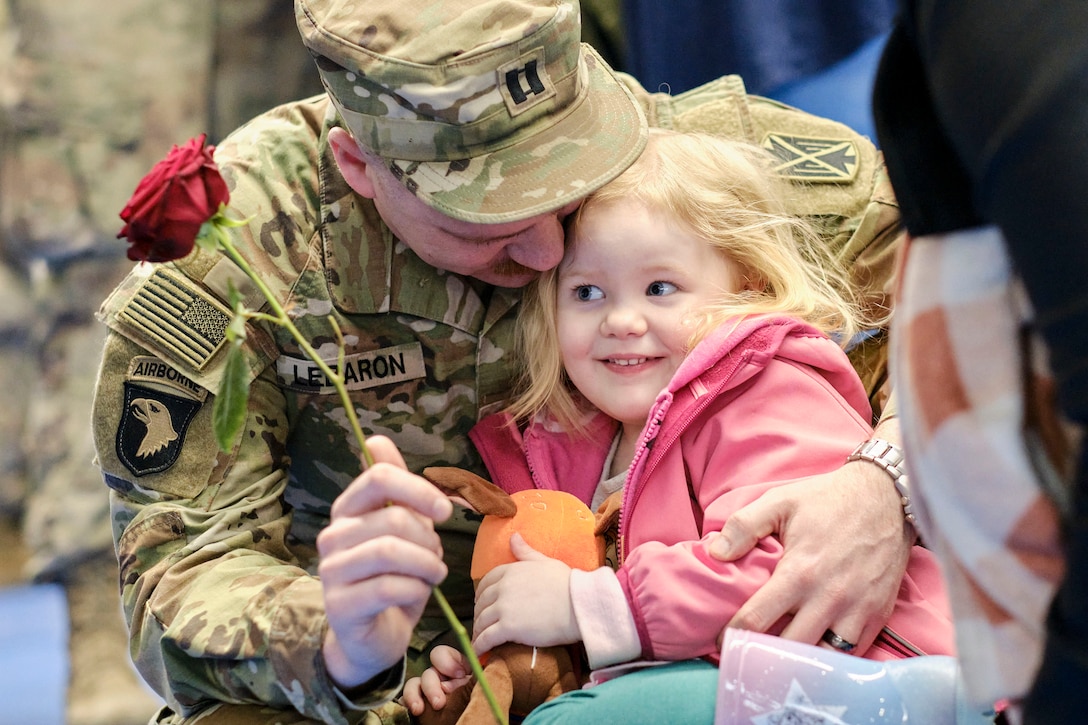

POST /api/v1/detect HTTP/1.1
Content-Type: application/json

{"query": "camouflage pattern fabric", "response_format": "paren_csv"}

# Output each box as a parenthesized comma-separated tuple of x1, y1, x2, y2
(19, 256, 134, 578)
(0, 3, 217, 723)
(0, 0, 211, 555)
(95, 97, 511, 724)
(0, 0, 321, 583)
(0, 262, 32, 521)
(92, 70, 901, 723)
(170, 700, 411, 725)
(2, 0, 616, 721)
(296, 0, 646, 225)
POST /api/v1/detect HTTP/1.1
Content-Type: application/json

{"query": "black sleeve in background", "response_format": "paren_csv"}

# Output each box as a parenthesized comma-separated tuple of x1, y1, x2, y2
(872, 3, 1088, 723)
(876, 0, 1088, 425)
(871, 21, 980, 237)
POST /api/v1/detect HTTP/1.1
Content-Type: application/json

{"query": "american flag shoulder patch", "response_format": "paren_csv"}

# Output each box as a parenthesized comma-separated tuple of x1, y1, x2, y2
(116, 268, 231, 371)
(761, 133, 859, 183)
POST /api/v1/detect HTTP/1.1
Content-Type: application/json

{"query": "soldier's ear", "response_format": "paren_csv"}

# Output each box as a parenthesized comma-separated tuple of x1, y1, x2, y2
(329, 127, 378, 200)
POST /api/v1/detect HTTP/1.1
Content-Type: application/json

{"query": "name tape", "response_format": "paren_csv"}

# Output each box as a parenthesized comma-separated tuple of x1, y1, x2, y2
(275, 342, 426, 393)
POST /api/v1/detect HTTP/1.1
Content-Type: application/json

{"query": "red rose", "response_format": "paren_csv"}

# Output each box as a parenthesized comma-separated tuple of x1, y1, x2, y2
(118, 134, 230, 263)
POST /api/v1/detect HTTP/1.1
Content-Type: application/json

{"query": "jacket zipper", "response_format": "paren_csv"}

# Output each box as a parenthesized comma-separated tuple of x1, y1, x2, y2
(874, 625, 926, 657)
(619, 361, 745, 560)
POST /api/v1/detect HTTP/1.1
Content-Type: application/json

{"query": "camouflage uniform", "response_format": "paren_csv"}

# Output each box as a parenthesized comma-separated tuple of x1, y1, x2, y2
(90, 2, 901, 724)
(95, 96, 513, 725)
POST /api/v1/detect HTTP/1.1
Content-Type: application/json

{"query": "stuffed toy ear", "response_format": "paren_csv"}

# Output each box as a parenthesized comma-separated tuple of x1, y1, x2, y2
(421, 466, 518, 518)
(594, 490, 623, 537)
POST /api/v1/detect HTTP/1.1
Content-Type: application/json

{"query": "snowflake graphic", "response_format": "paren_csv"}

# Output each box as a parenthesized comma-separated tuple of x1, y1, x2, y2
(750, 679, 850, 724)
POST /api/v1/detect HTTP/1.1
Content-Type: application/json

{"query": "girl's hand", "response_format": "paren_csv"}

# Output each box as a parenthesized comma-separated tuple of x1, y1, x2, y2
(472, 533, 581, 654)
(400, 645, 472, 716)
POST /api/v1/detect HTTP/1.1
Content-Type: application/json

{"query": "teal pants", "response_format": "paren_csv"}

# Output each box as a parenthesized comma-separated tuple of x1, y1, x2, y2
(523, 659, 717, 724)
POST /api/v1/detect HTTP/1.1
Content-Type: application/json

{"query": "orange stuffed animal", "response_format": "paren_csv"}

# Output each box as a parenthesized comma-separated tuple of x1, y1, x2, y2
(417, 467, 616, 725)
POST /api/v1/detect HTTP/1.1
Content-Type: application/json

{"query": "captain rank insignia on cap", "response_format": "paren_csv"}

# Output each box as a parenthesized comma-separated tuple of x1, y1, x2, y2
(761, 133, 859, 183)
(116, 356, 208, 477)
(498, 48, 556, 115)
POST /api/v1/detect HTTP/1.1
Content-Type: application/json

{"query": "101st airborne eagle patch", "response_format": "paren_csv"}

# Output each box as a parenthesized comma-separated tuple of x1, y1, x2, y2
(116, 356, 209, 477)
(761, 133, 859, 183)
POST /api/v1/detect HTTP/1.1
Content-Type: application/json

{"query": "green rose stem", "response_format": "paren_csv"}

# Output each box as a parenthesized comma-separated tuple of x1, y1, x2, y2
(201, 212, 507, 725)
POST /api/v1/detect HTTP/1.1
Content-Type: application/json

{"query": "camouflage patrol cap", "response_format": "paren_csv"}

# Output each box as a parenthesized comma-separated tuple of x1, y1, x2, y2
(296, 0, 647, 223)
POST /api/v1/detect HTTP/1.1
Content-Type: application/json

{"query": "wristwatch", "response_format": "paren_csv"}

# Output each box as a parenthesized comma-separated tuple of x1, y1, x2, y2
(847, 439, 916, 526)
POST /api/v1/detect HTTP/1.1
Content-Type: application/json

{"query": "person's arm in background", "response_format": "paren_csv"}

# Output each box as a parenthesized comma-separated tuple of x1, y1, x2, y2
(875, 3, 1088, 721)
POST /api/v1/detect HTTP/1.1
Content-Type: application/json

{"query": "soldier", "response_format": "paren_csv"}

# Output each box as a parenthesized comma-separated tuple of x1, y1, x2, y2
(90, 0, 914, 723)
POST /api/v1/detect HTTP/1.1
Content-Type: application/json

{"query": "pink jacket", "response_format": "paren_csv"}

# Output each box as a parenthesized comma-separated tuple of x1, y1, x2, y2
(471, 316, 954, 668)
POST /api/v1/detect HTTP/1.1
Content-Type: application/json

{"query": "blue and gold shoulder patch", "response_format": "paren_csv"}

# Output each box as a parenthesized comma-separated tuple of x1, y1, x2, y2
(762, 133, 859, 183)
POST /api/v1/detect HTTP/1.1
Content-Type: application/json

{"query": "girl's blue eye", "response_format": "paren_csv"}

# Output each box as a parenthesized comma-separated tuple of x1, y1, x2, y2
(647, 281, 677, 296)
(575, 284, 604, 301)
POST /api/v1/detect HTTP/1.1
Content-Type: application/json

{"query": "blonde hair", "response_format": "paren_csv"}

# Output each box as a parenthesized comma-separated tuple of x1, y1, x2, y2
(509, 129, 880, 431)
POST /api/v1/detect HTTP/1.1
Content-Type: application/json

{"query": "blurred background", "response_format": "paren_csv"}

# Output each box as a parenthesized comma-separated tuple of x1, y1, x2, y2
(0, 1, 893, 722)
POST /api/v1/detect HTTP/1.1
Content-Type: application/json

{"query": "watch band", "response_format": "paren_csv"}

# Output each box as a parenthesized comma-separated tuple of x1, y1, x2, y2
(847, 439, 916, 526)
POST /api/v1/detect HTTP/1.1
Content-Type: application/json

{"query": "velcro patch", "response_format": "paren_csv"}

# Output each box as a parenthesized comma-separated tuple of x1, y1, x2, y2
(275, 342, 426, 393)
(116, 382, 202, 477)
(116, 268, 231, 370)
(762, 133, 859, 183)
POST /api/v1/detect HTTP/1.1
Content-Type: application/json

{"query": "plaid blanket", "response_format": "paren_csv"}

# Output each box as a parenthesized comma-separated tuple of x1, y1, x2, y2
(892, 227, 1076, 721)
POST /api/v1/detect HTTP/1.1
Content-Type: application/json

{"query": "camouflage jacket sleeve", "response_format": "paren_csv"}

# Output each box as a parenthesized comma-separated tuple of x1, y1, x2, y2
(619, 72, 904, 417)
(91, 97, 403, 725)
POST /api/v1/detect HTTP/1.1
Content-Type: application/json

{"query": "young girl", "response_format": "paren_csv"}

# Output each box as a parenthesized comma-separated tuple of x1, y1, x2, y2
(403, 130, 954, 722)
